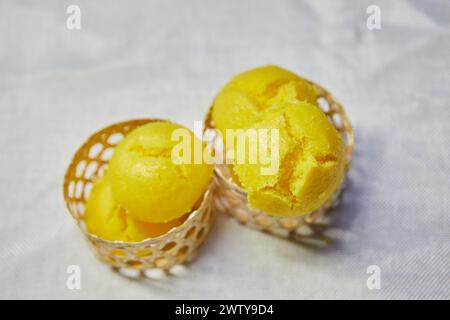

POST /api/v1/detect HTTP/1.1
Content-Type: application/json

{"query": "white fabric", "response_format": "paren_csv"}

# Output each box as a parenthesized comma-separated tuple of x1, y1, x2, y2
(0, 0, 449, 299)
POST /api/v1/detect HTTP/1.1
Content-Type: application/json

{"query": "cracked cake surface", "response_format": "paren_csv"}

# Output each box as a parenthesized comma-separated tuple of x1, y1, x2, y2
(212, 65, 345, 216)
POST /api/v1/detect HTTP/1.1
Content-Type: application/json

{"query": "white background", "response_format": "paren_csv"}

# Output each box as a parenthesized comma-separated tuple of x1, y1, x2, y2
(0, 0, 449, 299)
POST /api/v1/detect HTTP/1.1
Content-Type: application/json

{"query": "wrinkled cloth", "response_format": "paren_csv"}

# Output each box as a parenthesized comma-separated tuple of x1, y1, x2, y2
(0, 0, 449, 299)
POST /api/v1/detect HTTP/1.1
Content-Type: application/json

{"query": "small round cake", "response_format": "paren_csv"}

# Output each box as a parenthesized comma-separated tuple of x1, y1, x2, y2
(84, 173, 187, 242)
(212, 65, 320, 133)
(108, 121, 214, 223)
(84, 120, 213, 242)
(211, 66, 345, 216)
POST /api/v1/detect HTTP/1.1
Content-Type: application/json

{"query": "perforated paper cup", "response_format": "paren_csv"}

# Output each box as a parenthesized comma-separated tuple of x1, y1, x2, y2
(204, 79, 354, 240)
(63, 119, 215, 277)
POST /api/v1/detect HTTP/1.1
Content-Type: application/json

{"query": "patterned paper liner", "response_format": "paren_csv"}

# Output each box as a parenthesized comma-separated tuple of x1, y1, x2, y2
(204, 79, 354, 241)
(63, 119, 215, 277)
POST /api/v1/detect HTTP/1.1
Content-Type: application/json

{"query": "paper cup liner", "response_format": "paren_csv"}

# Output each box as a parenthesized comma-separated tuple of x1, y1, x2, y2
(63, 119, 215, 277)
(204, 79, 354, 241)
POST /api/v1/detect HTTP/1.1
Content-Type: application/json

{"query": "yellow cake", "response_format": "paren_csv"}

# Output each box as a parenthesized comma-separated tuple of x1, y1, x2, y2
(108, 121, 213, 223)
(211, 65, 319, 133)
(211, 66, 345, 216)
(84, 120, 213, 241)
(84, 173, 187, 242)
